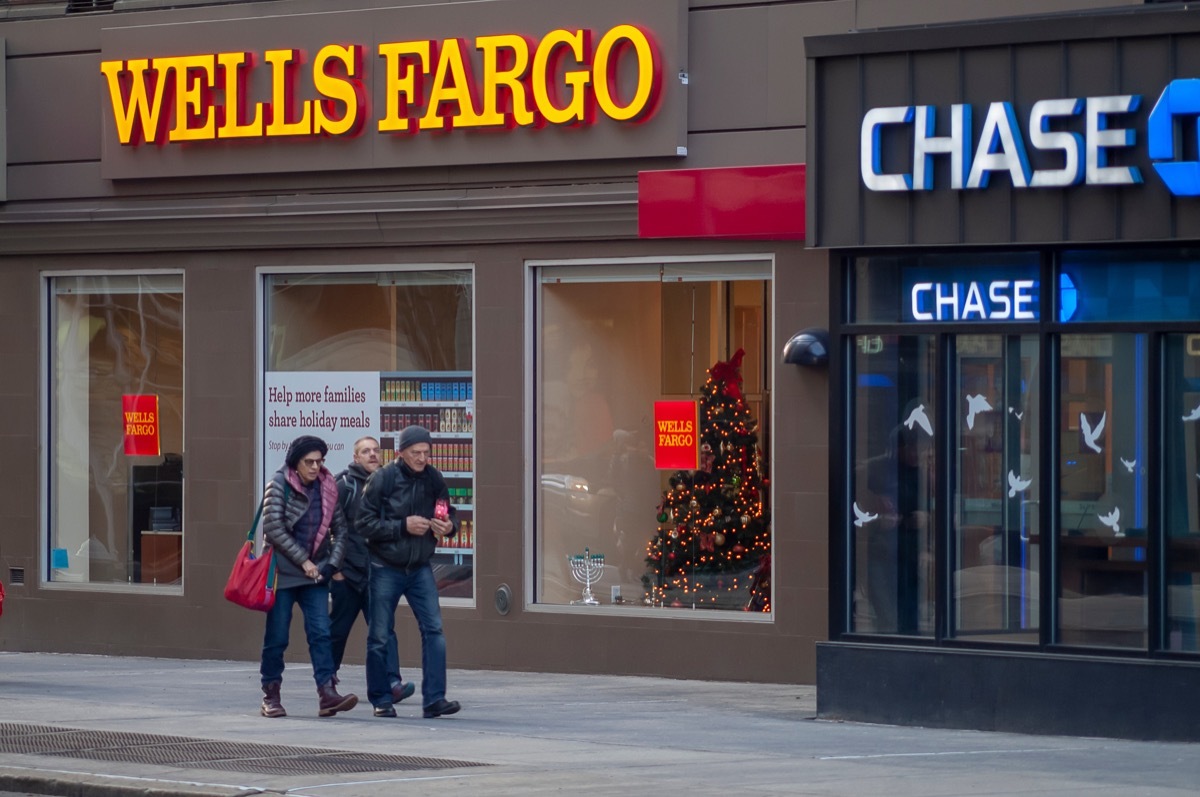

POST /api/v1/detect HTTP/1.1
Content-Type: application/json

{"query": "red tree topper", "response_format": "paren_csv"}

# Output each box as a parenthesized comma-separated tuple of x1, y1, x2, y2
(709, 348, 746, 401)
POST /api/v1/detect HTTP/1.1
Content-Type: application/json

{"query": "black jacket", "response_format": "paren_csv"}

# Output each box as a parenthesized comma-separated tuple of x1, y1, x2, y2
(262, 467, 348, 590)
(358, 461, 457, 572)
(334, 463, 373, 590)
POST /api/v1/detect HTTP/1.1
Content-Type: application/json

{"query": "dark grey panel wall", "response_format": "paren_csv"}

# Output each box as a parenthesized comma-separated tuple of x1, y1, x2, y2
(856, 0, 1138, 29)
(807, 7, 1200, 248)
(8, 53, 98, 164)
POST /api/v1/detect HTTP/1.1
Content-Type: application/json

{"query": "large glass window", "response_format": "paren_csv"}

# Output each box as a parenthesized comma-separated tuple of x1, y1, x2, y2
(1164, 333, 1200, 652)
(262, 269, 474, 599)
(48, 274, 183, 587)
(851, 335, 937, 635)
(1057, 334, 1149, 648)
(534, 260, 772, 612)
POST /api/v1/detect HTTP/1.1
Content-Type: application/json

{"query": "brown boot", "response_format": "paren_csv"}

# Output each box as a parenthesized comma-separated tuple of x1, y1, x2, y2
(260, 682, 286, 718)
(317, 681, 358, 717)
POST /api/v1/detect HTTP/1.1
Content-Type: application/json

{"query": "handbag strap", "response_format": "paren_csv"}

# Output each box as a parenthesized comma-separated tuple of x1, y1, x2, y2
(252, 481, 291, 588)
(244, 499, 265, 544)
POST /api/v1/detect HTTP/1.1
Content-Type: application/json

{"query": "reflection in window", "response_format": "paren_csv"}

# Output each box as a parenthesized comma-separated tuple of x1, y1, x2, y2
(534, 262, 772, 612)
(1164, 333, 1200, 652)
(264, 270, 474, 599)
(49, 274, 184, 586)
(952, 335, 1039, 643)
(1058, 334, 1148, 649)
(851, 335, 937, 636)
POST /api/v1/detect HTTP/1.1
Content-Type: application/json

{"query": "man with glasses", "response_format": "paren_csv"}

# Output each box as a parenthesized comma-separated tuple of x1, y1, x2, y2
(331, 436, 414, 704)
(359, 425, 461, 719)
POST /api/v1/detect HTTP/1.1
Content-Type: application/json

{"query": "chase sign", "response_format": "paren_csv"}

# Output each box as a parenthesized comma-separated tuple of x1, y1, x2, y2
(862, 78, 1200, 197)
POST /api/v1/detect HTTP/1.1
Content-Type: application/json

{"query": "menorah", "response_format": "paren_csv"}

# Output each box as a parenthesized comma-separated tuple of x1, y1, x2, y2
(567, 547, 605, 606)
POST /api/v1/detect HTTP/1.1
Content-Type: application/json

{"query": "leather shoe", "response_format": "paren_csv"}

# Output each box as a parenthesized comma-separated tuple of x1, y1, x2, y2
(423, 698, 460, 719)
(391, 681, 416, 703)
(373, 705, 397, 718)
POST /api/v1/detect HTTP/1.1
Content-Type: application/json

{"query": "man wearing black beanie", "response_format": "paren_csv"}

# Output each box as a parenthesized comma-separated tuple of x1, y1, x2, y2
(359, 425, 461, 719)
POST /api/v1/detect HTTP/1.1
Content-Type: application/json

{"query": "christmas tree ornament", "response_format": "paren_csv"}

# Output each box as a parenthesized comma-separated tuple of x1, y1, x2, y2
(657, 511, 669, 523)
(741, 515, 751, 525)
(714, 532, 725, 546)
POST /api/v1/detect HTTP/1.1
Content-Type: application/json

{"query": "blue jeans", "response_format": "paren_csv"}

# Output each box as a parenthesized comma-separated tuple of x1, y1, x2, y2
(260, 581, 335, 688)
(329, 577, 402, 687)
(367, 561, 446, 708)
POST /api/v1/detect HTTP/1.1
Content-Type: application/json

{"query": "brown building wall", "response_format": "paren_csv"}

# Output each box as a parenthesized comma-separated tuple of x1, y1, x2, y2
(0, 0, 1132, 684)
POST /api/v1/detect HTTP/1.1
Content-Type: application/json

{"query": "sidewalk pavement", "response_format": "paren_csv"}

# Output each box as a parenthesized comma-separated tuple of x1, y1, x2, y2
(0, 652, 1198, 796)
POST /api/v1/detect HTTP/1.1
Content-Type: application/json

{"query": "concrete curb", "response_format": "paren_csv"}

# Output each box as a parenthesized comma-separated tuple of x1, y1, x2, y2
(0, 768, 262, 797)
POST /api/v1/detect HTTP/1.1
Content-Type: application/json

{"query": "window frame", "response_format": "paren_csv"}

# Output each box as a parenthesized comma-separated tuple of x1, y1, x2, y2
(524, 253, 776, 620)
(41, 268, 185, 594)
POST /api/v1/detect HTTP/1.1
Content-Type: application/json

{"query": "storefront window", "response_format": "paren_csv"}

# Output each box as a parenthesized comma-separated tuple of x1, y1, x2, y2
(1164, 333, 1200, 652)
(534, 260, 772, 612)
(262, 269, 474, 599)
(1058, 334, 1149, 649)
(850, 334, 937, 635)
(843, 250, 1200, 656)
(48, 274, 183, 587)
(953, 335, 1040, 643)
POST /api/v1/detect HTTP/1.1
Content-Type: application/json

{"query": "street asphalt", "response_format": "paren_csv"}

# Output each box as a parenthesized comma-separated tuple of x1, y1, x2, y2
(0, 651, 1198, 796)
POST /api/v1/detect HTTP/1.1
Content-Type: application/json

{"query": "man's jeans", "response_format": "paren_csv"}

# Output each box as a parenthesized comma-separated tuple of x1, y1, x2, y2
(329, 577, 401, 687)
(260, 581, 334, 687)
(367, 561, 446, 708)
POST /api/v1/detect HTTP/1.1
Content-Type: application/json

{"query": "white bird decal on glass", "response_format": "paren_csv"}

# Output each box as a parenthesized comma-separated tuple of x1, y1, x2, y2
(1098, 507, 1122, 536)
(1120, 457, 1136, 473)
(1080, 411, 1106, 454)
(1184, 403, 1200, 422)
(852, 502, 878, 528)
(1007, 470, 1032, 498)
(903, 403, 934, 437)
(965, 394, 993, 430)
(1008, 407, 1024, 421)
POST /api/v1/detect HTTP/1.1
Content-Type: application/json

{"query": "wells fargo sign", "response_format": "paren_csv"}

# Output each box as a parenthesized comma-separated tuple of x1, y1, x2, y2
(122, 394, 161, 457)
(654, 400, 699, 470)
(101, 26, 661, 145)
(98, 0, 687, 179)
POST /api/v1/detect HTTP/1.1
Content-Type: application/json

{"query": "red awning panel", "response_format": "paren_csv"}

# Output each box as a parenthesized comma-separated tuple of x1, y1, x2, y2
(637, 164, 805, 240)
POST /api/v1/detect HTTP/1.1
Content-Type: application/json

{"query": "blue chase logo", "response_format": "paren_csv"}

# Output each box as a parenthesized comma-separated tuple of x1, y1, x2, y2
(1148, 79, 1200, 197)
(861, 78, 1200, 197)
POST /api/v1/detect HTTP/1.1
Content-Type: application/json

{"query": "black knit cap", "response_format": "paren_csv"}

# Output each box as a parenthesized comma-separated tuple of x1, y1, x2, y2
(285, 435, 328, 469)
(397, 425, 432, 452)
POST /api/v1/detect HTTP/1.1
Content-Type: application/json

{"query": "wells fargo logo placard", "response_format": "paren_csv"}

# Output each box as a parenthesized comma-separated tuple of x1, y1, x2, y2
(100, 25, 662, 147)
(654, 400, 698, 470)
(122, 394, 161, 456)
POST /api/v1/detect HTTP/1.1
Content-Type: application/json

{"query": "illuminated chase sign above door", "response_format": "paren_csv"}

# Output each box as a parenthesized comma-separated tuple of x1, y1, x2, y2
(860, 79, 1200, 197)
(900, 269, 1080, 322)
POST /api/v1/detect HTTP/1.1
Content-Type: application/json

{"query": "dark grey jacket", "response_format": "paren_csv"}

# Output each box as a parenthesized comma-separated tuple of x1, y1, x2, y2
(334, 463, 373, 590)
(358, 461, 457, 572)
(262, 466, 348, 590)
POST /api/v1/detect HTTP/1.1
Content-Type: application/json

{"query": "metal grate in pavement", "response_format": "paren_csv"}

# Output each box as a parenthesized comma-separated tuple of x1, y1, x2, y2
(0, 723, 489, 775)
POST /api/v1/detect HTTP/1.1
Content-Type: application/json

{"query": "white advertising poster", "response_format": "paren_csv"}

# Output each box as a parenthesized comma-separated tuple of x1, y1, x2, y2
(262, 371, 380, 489)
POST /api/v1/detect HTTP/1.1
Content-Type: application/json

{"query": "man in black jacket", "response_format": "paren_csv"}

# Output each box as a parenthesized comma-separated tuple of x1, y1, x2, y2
(359, 425, 461, 719)
(330, 436, 414, 705)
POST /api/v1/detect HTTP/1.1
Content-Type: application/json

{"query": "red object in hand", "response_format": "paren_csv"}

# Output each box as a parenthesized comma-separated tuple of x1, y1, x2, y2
(434, 499, 450, 521)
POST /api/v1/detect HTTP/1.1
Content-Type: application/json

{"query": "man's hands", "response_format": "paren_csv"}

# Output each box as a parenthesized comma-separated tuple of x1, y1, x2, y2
(405, 515, 453, 538)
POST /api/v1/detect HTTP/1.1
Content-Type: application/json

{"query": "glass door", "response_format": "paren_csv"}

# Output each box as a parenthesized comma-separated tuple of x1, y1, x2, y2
(952, 335, 1040, 643)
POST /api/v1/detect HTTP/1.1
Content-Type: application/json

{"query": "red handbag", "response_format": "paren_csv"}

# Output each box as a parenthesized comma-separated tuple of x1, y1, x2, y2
(223, 500, 278, 612)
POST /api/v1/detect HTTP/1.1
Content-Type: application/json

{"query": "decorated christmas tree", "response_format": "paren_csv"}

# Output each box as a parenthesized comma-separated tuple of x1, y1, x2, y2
(643, 349, 772, 611)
